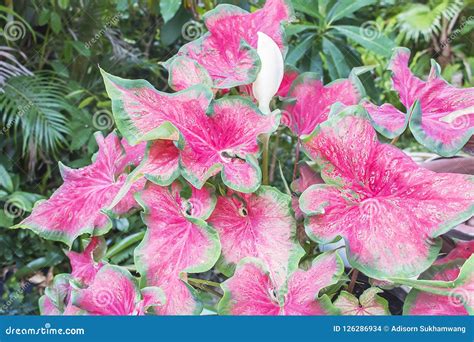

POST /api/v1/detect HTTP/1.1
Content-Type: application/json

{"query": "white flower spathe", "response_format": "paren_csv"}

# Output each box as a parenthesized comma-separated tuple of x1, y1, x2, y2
(252, 32, 284, 115)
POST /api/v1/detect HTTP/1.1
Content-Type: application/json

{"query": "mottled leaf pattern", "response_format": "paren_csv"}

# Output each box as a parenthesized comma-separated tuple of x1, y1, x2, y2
(166, 0, 293, 88)
(282, 72, 362, 136)
(102, 70, 279, 192)
(300, 112, 474, 279)
(14, 132, 140, 246)
(135, 183, 220, 314)
(208, 186, 304, 287)
(334, 288, 390, 315)
(218, 252, 343, 315)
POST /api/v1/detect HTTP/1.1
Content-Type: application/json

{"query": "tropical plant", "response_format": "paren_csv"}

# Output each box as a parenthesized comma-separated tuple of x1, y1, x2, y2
(6, 0, 473, 317)
(1, 0, 473, 316)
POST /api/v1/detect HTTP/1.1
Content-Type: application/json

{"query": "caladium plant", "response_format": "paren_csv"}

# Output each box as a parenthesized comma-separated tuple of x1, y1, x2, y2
(401, 242, 474, 315)
(218, 252, 344, 315)
(300, 108, 474, 279)
(164, 0, 293, 90)
(134, 182, 220, 315)
(12, 0, 474, 316)
(13, 132, 143, 247)
(333, 287, 390, 316)
(363, 48, 474, 156)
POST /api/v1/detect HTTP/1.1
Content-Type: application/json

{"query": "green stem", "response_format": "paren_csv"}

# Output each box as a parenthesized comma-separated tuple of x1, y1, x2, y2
(262, 133, 270, 185)
(105, 231, 145, 258)
(187, 278, 221, 288)
(292, 138, 301, 182)
(269, 130, 281, 183)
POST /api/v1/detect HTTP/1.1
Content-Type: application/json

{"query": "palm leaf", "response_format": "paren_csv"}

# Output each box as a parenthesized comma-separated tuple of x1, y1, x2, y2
(396, 0, 464, 42)
(0, 72, 75, 159)
(0, 46, 32, 88)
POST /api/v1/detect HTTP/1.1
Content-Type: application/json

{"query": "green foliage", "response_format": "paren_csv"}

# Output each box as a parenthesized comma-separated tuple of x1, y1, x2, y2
(0, 73, 75, 158)
(396, 0, 464, 42)
(286, 0, 396, 82)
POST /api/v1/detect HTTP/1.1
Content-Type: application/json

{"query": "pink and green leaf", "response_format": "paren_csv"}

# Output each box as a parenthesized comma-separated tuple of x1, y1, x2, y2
(218, 252, 344, 315)
(208, 186, 304, 287)
(178, 97, 279, 192)
(66, 237, 105, 286)
(282, 72, 363, 137)
(137, 286, 167, 315)
(133, 140, 181, 187)
(71, 265, 142, 315)
(282, 252, 344, 315)
(101, 69, 213, 146)
(401, 243, 473, 315)
(167, 56, 213, 91)
(13, 132, 138, 247)
(390, 48, 474, 156)
(362, 100, 408, 139)
(334, 288, 390, 315)
(40, 274, 73, 315)
(290, 162, 323, 221)
(300, 111, 474, 279)
(134, 183, 220, 314)
(166, 0, 293, 89)
(102, 70, 278, 192)
(277, 65, 299, 98)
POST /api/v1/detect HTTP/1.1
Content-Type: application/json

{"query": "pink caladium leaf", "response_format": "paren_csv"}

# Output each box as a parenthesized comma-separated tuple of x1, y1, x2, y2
(436, 241, 474, 264)
(291, 162, 323, 194)
(277, 65, 299, 98)
(282, 72, 363, 137)
(71, 265, 165, 315)
(135, 183, 220, 315)
(300, 111, 474, 279)
(66, 237, 105, 286)
(118, 139, 147, 170)
(165, 0, 293, 89)
(365, 48, 474, 156)
(14, 132, 140, 247)
(166, 56, 213, 91)
(334, 287, 390, 315)
(135, 140, 181, 186)
(208, 186, 304, 287)
(290, 162, 323, 221)
(218, 252, 344, 315)
(39, 274, 77, 315)
(362, 101, 407, 139)
(101, 70, 279, 192)
(402, 242, 474, 315)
